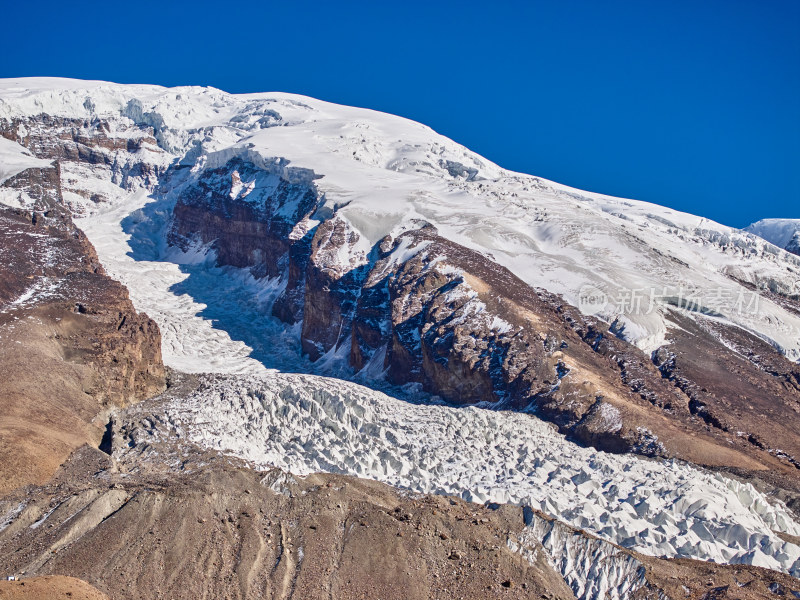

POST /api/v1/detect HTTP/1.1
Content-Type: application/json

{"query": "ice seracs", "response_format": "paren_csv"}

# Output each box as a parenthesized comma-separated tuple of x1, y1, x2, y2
(117, 372, 800, 577)
(513, 513, 648, 600)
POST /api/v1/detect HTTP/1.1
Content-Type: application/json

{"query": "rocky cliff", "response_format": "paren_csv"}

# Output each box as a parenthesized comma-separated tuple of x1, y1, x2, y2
(0, 125, 165, 494)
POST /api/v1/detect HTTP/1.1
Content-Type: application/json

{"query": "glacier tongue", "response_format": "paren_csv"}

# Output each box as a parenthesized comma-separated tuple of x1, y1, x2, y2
(124, 371, 800, 578)
(77, 190, 276, 376)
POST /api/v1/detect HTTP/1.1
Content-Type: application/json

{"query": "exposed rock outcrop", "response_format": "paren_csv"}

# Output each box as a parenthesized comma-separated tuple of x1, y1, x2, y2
(653, 311, 800, 467)
(168, 158, 321, 280)
(0, 135, 165, 494)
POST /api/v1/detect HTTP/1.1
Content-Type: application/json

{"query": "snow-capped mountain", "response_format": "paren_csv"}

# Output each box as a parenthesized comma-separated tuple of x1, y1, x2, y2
(1, 78, 800, 598)
(3, 79, 798, 357)
(746, 218, 800, 257)
(4, 77, 798, 468)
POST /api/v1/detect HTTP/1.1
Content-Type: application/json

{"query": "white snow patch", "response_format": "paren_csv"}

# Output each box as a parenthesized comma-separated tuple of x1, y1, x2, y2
(0, 137, 53, 187)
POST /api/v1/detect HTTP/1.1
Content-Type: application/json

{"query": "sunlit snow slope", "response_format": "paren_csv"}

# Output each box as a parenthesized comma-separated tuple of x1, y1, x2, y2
(2, 77, 799, 359)
(747, 218, 800, 256)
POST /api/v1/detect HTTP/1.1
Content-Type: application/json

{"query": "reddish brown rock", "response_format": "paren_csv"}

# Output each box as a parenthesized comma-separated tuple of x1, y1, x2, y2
(0, 160, 164, 495)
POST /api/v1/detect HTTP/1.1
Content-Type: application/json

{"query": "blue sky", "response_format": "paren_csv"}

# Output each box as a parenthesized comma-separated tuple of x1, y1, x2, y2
(1, 0, 797, 227)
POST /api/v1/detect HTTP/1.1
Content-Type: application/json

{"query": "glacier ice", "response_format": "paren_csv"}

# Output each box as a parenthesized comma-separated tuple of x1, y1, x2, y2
(120, 371, 800, 578)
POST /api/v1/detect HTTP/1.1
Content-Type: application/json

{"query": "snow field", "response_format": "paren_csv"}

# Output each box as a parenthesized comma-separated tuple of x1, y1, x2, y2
(5, 77, 800, 359)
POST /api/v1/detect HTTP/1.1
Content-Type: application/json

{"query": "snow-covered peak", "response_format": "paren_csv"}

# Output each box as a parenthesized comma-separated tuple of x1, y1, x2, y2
(2, 77, 800, 360)
(0, 77, 503, 180)
(745, 218, 800, 254)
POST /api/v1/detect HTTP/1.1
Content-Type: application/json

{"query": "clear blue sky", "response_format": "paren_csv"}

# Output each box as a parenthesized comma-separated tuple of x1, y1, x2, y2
(1, 0, 797, 227)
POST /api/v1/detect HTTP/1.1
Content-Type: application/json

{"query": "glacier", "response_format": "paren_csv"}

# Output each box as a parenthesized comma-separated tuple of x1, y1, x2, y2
(118, 371, 800, 578)
(2, 78, 800, 586)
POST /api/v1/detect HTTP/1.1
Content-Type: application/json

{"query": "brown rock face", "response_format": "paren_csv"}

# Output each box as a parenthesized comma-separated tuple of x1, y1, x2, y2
(654, 311, 800, 467)
(0, 576, 110, 600)
(301, 217, 370, 360)
(349, 230, 747, 464)
(0, 155, 165, 494)
(168, 158, 321, 279)
(1, 444, 797, 600)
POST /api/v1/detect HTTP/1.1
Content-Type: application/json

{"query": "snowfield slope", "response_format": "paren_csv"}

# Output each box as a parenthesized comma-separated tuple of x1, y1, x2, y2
(747, 218, 800, 257)
(1, 78, 799, 358)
